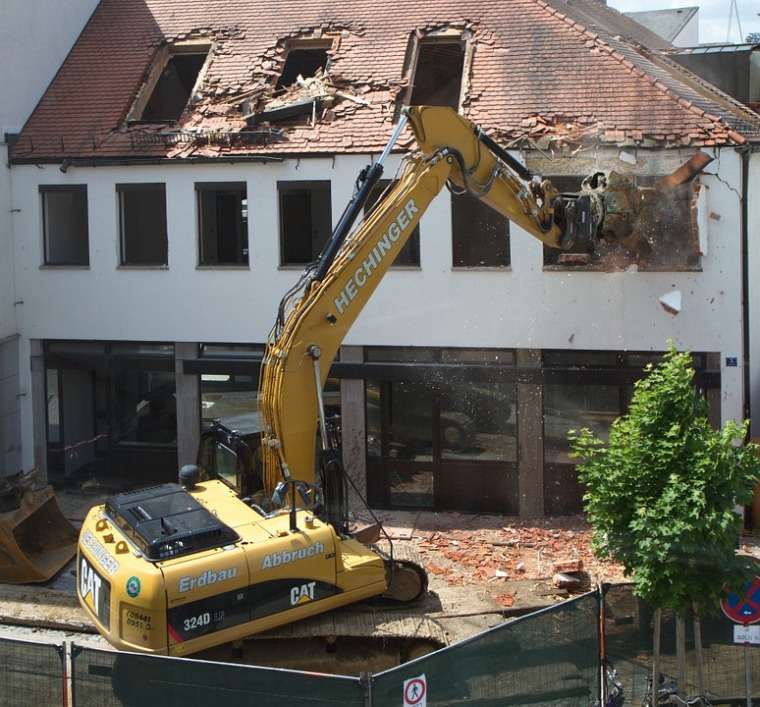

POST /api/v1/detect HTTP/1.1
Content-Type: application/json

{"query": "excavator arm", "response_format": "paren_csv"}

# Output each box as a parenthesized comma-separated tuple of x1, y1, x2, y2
(259, 105, 606, 513)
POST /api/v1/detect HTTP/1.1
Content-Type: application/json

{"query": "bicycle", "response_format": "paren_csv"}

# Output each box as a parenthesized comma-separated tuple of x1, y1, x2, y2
(641, 673, 713, 706)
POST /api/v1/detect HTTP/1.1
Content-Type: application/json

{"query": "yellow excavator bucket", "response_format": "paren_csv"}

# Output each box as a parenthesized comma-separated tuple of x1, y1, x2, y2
(0, 485, 79, 584)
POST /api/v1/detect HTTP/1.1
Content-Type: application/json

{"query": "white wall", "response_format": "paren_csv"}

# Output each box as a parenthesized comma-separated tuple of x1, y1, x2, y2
(0, 0, 100, 475)
(9, 146, 747, 472)
(0, 0, 100, 135)
(748, 150, 760, 438)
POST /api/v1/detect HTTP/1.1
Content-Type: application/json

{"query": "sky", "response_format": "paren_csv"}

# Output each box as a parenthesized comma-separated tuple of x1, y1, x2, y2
(607, 0, 760, 44)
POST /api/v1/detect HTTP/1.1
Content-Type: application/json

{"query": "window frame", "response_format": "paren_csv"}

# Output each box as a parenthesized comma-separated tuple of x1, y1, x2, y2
(117, 183, 169, 267)
(451, 189, 510, 268)
(40, 185, 90, 266)
(196, 182, 249, 266)
(128, 41, 212, 124)
(401, 29, 472, 112)
(277, 180, 332, 266)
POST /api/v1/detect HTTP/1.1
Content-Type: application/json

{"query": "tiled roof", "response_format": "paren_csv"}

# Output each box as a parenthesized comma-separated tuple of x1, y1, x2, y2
(11, 0, 760, 163)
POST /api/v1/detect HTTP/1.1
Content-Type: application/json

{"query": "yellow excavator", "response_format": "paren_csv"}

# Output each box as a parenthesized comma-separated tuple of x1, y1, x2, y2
(74, 106, 709, 658)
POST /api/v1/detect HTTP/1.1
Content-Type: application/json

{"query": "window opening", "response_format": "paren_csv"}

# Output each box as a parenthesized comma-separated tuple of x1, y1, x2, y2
(197, 183, 249, 265)
(117, 184, 168, 266)
(451, 190, 510, 267)
(41, 186, 89, 266)
(136, 46, 209, 123)
(278, 181, 332, 265)
(408, 36, 466, 109)
(276, 46, 330, 91)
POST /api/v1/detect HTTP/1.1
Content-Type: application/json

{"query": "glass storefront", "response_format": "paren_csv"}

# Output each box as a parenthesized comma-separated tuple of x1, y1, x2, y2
(45, 341, 176, 490)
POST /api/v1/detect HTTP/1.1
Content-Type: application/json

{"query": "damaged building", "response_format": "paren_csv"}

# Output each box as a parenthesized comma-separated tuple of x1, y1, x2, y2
(2, 0, 760, 516)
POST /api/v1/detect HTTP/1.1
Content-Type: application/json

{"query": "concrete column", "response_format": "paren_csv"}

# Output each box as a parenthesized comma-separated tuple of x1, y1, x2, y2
(517, 348, 544, 517)
(339, 345, 367, 508)
(29, 339, 47, 483)
(175, 342, 201, 471)
(0, 336, 22, 480)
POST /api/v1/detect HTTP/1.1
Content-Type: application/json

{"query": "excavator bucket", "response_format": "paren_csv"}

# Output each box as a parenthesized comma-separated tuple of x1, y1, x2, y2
(0, 485, 79, 584)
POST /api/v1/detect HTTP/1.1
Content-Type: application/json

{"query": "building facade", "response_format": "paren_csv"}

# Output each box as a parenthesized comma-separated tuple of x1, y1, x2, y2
(5, 0, 760, 517)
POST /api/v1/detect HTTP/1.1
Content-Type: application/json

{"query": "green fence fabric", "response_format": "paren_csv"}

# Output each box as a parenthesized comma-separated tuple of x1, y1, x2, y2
(7, 584, 760, 705)
(0, 637, 64, 707)
(70, 646, 365, 706)
(369, 592, 601, 706)
(603, 583, 760, 706)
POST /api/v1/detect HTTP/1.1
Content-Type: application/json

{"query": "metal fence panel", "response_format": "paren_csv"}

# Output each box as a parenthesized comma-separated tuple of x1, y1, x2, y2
(0, 637, 65, 707)
(70, 645, 365, 707)
(369, 591, 601, 706)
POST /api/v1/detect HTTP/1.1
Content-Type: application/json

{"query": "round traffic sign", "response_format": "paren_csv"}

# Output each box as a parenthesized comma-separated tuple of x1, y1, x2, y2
(721, 577, 760, 624)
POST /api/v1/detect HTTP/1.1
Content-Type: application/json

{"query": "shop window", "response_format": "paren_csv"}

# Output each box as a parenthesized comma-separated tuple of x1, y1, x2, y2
(365, 181, 420, 266)
(132, 44, 210, 123)
(197, 183, 249, 265)
(405, 33, 467, 109)
(451, 190, 510, 268)
(201, 374, 259, 426)
(544, 383, 623, 465)
(278, 181, 332, 265)
(41, 186, 89, 266)
(114, 371, 177, 445)
(118, 184, 168, 266)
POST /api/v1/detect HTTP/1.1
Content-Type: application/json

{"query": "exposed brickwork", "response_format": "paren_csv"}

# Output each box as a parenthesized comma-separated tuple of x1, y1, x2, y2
(11, 0, 760, 163)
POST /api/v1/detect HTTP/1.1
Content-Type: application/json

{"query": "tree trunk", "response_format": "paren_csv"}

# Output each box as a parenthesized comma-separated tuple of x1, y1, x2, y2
(692, 603, 705, 696)
(653, 608, 661, 707)
(676, 613, 686, 692)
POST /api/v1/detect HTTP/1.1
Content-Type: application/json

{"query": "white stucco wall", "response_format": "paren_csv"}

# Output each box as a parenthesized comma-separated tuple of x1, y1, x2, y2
(0, 0, 100, 475)
(747, 149, 760, 438)
(8, 145, 747, 471)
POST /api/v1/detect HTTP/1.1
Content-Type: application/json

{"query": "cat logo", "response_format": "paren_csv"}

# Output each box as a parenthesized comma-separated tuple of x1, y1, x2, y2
(290, 581, 316, 606)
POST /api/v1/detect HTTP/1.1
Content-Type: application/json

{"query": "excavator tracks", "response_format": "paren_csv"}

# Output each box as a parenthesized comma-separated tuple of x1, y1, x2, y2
(194, 541, 444, 674)
(373, 541, 430, 602)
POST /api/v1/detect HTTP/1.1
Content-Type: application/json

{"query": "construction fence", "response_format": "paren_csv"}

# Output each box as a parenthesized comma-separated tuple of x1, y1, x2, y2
(1, 586, 759, 706)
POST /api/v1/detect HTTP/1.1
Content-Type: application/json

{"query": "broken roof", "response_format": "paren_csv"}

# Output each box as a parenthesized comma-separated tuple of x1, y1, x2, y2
(11, 0, 760, 164)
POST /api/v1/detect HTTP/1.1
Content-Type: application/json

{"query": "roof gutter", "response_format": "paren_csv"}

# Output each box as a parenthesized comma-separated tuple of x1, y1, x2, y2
(10, 155, 285, 169)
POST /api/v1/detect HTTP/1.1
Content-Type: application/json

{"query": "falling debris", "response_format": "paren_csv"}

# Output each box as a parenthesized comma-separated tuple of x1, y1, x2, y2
(659, 289, 682, 315)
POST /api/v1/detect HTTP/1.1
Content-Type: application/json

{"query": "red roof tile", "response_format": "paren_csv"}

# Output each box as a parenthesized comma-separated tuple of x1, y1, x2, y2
(11, 0, 760, 163)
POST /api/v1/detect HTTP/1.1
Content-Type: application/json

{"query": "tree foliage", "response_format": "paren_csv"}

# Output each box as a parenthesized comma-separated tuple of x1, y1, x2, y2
(746, 31, 760, 45)
(571, 344, 760, 614)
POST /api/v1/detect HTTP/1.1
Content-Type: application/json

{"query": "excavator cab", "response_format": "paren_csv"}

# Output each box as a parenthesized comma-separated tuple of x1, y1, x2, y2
(0, 469, 79, 584)
(195, 413, 265, 499)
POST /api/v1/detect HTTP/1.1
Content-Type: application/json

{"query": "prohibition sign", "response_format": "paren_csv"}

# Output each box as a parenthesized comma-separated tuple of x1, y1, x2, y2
(403, 675, 427, 706)
(721, 577, 760, 625)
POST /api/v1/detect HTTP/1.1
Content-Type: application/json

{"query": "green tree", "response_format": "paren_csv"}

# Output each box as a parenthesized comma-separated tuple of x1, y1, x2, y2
(572, 344, 759, 611)
(571, 344, 760, 701)
(746, 31, 760, 45)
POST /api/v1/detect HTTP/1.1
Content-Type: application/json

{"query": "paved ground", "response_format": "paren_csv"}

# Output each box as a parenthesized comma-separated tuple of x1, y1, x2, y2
(0, 489, 629, 648)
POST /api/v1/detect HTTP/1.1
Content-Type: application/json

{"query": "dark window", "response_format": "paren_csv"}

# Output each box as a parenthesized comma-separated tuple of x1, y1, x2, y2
(41, 186, 89, 265)
(408, 38, 465, 109)
(118, 184, 168, 266)
(451, 190, 510, 267)
(278, 181, 332, 265)
(276, 46, 329, 90)
(365, 181, 420, 266)
(196, 183, 248, 265)
(139, 50, 208, 122)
